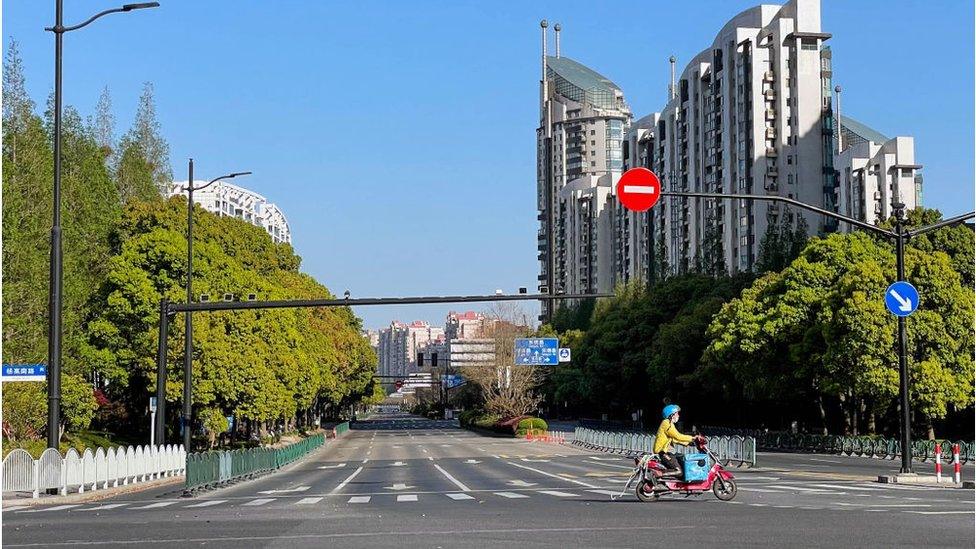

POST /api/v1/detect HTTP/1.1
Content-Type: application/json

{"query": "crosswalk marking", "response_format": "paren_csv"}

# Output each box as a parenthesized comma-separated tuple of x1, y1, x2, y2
(25, 504, 81, 512)
(494, 491, 529, 499)
(347, 496, 370, 504)
(397, 495, 418, 502)
(811, 483, 881, 492)
(77, 503, 128, 511)
(538, 490, 578, 498)
(242, 498, 275, 506)
(185, 500, 226, 508)
(586, 490, 620, 496)
(446, 493, 474, 500)
(296, 497, 323, 505)
(131, 502, 177, 509)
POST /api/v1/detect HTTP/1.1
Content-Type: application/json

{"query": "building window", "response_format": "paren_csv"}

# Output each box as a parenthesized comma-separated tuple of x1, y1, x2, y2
(801, 39, 818, 51)
(787, 155, 793, 165)
(591, 161, 597, 167)
(591, 130, 596, 136)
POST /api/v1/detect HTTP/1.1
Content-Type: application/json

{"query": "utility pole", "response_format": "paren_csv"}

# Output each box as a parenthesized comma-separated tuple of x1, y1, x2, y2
(44, 0, 159, 451)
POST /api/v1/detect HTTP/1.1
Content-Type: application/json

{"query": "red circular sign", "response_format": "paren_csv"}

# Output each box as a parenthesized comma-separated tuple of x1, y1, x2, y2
(616, 168, 661, 212)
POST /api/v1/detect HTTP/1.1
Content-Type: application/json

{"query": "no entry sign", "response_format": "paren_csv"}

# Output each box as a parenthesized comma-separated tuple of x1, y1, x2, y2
(616, 168, 661, 212)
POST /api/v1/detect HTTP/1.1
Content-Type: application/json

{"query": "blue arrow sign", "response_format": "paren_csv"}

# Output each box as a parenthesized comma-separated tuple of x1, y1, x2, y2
(885, 281, 919, 317)
(514, 338, 559, 365)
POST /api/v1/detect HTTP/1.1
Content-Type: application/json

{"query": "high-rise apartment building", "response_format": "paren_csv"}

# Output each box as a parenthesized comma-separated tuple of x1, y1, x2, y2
(647, 0, 920, 274)
(537, 21, 632, 319)
(376, 320, 444, 380)
(169, 180, 291, 244)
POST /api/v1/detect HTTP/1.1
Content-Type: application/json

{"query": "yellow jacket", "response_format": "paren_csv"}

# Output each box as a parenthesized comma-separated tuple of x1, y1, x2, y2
(653, 419, 693, 453)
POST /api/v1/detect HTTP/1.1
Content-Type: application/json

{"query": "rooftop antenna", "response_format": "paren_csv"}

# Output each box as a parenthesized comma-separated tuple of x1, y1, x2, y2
(669, 55, 676, 100)
(834, 85, 843, 154)
(554, 23, 561, 58)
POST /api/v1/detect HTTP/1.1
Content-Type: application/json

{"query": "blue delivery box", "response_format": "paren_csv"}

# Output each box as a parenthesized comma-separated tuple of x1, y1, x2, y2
(683, 453, 711, 482)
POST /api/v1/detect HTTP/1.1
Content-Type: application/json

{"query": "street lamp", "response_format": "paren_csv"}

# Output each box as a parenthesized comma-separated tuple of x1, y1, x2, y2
(44, 0, 159, 451)
(181, 159, 250, 450)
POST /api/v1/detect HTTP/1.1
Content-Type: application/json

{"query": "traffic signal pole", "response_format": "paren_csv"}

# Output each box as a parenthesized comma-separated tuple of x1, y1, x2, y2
(659, 190, 974, 474)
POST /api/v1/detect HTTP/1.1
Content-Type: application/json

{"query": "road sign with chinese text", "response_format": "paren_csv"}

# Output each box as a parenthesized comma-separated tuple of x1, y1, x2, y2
(514, 338, 559, 365)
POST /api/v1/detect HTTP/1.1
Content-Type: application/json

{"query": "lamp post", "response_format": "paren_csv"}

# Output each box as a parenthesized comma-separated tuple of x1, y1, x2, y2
(44, 0, 159, 451)
(181, 160, 250, 451)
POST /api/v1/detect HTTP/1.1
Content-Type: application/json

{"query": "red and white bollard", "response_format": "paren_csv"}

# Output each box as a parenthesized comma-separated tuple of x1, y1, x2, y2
(952, 444, 961, 484)
(935, 443, 943, 483)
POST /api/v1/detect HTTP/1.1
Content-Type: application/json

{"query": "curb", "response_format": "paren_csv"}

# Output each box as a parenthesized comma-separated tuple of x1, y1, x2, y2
(876, 474, 973, 489)
(2, 476, 184, 509)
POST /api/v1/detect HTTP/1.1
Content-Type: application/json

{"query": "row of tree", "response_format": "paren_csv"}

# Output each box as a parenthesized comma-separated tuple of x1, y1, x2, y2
(2, 42, 378, 448)
(540, 209, 974, 439)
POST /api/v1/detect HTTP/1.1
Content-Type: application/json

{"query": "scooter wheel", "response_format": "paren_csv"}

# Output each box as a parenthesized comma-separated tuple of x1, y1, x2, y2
(712, 477, 737, 501)
(635, 480, 658, 502)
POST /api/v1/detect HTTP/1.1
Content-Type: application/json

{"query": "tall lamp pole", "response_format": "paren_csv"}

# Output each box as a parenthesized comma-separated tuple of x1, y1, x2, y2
(44, 1, 159, 451)
(182, 161, 250, 450)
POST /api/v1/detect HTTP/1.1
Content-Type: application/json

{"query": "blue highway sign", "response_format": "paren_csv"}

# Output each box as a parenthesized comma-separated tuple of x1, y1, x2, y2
(514, 338, 559, 365)
(885, 281, 919, 317)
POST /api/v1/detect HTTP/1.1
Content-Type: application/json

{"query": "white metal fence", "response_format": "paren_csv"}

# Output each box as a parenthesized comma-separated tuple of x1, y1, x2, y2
(2, 444, 185, 498)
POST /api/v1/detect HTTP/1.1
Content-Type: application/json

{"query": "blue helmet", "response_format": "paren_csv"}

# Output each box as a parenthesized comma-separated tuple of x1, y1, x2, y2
(662, 404, 680, 419)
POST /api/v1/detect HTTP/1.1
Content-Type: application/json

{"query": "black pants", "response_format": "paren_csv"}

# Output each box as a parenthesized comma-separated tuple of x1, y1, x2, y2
(658, 452, 684, 472)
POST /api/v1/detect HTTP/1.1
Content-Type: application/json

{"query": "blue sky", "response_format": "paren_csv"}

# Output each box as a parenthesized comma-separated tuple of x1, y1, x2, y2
(4, 1, 973, 330)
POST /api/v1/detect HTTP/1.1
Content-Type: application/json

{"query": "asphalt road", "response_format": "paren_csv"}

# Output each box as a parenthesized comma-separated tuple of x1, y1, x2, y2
(3, 413, 974, 548)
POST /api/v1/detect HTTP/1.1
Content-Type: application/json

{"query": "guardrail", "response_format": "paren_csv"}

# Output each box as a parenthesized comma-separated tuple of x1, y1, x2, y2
(185, 432, 330, 492)
(699, 426, 973, 464)
(2, 444, 185, 498)
(333, 421, 350, 437)
(573, 427, 756, 467)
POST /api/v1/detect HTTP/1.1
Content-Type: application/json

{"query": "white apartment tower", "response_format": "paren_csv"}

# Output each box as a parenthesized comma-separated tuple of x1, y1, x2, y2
(537, 21, 632, 319)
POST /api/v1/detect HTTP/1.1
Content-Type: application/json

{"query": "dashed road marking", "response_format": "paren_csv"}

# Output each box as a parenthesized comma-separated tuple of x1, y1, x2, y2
(242, 498, 275, 506)
(76, 503, 128, 511)
(331, 466, 365, 494)
(433, 463, 471, 492)
(348, 496, 370, 504)
(505, 461, 598, 489)
(397, 495, 418, 502)
(538, 490, 578, 498)
(446, 493, 475, 500)
(185, 500, 226, 508)
(131, 502, 177, 509)
(296, 497, 323, 505)
(23, 504, 81, 512)
(494, 491, 530, 499)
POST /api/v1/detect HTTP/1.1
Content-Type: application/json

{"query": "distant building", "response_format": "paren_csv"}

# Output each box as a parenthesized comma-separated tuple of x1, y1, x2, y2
(376, 320, 444, 380)
(169, 180, 291, 244)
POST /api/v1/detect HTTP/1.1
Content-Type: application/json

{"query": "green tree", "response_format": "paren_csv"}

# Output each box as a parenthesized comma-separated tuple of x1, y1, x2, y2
(115, 83, 170, 202)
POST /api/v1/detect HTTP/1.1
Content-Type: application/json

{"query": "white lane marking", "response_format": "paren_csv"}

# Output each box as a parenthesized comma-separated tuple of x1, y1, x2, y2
(623, 185, 656, 194)
(331, 466, 365, 494)
(242, 498, 275, 506)
(23, 504, 81, 512)
(586, 490, 619, 497)
(391, 461, 406, 467)
(838, 503, 932, 508)
(505, 461, 598, 488)
(495, 492, 530, 499)
(905, 510, 975, 515)
(296, 497, 323, 505)
(538, 490, 578, 498)
(808, 458, 843, 464)
(733, 476, 781, 481)
(185, 500, 226, 508)
(385, 483, 414, 491)
(362, 459, 369, 464)
(318, 463, 347, 469)
(585, 461, 634, 470)
(77, 503, 128, 511)
(131, 501, 178, 509)
(348, 496, 370, 504)
(433, 463, 472, 492)
(446, 493, 475, 500)
(464, 459, 481, 464)
(259, 486, 310, 494)
(776, 485, 842, 493)
(811, 483, 881, 492)
(739, 487, 787, 494)
(397, 495, 418, 502)
(507, 480, 537, 487)
(520, 458, 550, 463)
(588, 456, 625, 462)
